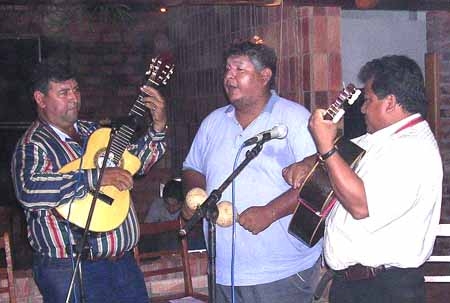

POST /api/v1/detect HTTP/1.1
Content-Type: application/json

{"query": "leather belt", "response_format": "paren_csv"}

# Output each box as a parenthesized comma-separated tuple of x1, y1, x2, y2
(88, 251, 126, 262)
(66, 245, 127, 262)
(335, 264, 388, 281)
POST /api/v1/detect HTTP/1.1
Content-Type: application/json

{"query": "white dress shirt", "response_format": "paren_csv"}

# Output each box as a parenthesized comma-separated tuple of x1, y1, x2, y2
(324, 114, 443, 270)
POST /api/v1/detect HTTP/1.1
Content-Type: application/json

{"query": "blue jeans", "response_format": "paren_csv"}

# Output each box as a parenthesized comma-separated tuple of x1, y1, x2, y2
(215, 257, 322, 303)
(33, 252, 149, 303)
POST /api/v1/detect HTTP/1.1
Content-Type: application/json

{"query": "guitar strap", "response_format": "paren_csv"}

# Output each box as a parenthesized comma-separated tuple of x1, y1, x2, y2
(394, 116, 424, 134)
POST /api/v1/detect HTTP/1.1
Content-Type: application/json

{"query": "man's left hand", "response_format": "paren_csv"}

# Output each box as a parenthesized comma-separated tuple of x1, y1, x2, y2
(238, 206, 273, 235)
(141, 85, 167, 132)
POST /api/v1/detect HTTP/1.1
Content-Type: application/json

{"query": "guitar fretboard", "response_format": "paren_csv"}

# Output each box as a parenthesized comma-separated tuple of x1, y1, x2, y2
(107, 57, 174, 166)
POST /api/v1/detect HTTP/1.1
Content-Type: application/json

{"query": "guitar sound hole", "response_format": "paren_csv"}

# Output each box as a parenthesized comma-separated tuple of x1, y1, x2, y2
(96, 152, 116, 168)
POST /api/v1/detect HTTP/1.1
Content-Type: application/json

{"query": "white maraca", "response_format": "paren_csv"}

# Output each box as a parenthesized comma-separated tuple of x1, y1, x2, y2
(216, 200, 238, 228)
(185, 188, 238, 228)
(185, 187, 208, 210)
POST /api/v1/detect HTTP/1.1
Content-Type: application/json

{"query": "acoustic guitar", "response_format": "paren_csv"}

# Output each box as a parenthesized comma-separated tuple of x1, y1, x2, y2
(57, 56, 175, 232)
(288, 84, 365, 247)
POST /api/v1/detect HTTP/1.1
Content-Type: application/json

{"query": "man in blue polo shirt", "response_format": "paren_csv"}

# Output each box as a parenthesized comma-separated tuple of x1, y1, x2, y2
(182, 41, 322, 303)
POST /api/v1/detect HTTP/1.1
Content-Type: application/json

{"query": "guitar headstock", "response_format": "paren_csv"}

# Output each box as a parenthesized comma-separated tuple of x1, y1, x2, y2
(325, 83, 362, 123)
(145, 55, 175, 87)
(344, 83, 362, 105)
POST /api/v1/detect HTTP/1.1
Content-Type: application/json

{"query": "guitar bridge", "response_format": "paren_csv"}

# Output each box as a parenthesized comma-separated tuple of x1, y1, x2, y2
(90, 190, 114, 205)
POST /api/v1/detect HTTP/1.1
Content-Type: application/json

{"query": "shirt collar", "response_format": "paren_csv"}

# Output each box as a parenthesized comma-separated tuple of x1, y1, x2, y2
(225, 90, 278, 117)
(48, 122, 79, 141)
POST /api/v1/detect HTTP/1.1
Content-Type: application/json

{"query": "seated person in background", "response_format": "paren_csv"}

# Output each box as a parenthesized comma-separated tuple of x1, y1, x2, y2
(143, 179, 205, 251)
(145, 179, 184, 224)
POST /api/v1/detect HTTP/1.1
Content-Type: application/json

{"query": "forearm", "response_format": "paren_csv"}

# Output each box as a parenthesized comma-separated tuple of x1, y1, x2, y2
(323, 152, 368, 219)
(266, 187, 301, 221)
(238, 187, 301, 234)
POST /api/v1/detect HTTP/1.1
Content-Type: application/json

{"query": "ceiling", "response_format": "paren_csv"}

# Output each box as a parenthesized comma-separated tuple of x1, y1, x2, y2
(123, 0, 450, 11)
(1, 0, 450, 11)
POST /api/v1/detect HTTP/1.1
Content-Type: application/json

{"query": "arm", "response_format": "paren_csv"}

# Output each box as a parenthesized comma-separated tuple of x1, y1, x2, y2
(309, 109, 368, 219)
(238, 187, 300, 235)
(282, 154, 317, 189)
(12, 139, 138, 210)
(12, 141, 86, 209)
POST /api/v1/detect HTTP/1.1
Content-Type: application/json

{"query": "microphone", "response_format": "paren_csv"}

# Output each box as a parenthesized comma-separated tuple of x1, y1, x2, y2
(243, 125, 288, 147)
(99, 115, 139, 128)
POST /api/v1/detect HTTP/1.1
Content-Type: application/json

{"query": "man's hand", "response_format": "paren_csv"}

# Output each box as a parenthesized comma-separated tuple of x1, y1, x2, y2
(100, 167, 134, 191)
(238, 205, 273, 235)
(282, 155, 316, 189)
(309, 109, 337, 155)
(140, 85, 167, 132)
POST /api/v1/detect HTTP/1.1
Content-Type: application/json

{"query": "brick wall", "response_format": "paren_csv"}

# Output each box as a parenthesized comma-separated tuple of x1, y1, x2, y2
(165, 4, 343, 171)
(2, 3, 449, 293)
(0, 2, 172, 267)
(426, 11, 450, 250)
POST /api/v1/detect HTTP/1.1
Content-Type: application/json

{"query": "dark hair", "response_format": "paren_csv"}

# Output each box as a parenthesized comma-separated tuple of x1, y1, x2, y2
(162, 179, 183, 202)
(224, 41, 277, 89)
(358, 55, 426, 117)
(30, 58, 76, 95)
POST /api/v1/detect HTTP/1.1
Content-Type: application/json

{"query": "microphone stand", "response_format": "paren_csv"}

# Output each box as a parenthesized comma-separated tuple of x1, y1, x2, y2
(65, 128, 117, 303)
(180, 141, 265, 303)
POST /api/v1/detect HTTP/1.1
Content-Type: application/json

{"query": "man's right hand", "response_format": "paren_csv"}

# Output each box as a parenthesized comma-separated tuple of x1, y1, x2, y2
(100, 167, 133, 191)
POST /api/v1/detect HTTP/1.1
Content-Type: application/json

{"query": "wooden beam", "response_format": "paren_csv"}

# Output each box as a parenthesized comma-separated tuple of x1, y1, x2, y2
(355, 0, 378, 9)
(425, 52, 440, 141)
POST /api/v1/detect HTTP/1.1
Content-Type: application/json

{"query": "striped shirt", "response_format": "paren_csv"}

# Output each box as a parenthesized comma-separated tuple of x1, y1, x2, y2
(11, 119, 166, 258)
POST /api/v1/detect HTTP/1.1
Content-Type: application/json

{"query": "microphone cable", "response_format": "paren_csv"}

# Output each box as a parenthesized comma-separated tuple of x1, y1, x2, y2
(64, 122, 96, 303)
(230, 145, 244, 303)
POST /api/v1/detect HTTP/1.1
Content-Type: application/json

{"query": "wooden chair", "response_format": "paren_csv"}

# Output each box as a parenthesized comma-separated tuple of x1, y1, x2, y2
(134, 218, 208, 302)
(424, 223, 450, 283)
(0, 232, 16, 303)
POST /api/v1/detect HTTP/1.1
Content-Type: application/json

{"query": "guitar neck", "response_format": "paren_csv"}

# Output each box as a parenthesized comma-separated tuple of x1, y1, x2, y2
(108, 84, 155, 166)
(107, 56, 174, 166)
(323, 93, 349, 121)
(323, 84, 360, 123)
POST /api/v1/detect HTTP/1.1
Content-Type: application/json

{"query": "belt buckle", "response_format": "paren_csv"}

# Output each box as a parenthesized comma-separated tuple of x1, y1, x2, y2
(344, 264, 380, 281)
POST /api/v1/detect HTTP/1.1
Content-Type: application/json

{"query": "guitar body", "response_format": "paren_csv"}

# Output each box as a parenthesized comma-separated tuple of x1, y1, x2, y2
(288, 138, 366, 246)
(56, 128, 141, 232)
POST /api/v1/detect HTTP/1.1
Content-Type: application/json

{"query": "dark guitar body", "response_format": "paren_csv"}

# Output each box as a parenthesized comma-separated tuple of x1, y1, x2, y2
(288, 138, 365, 247)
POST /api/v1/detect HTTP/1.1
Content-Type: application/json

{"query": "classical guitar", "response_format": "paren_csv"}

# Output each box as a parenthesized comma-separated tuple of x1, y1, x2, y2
(288, 84, 364, 247)
(57, 56, 175, 232)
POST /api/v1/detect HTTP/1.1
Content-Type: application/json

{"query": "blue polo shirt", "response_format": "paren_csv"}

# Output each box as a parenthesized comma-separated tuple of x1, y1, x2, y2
(183, 92, 322, 286)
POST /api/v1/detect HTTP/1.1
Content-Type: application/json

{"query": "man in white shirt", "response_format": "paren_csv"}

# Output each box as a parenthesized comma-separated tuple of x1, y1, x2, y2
(283, 55, 442, 303)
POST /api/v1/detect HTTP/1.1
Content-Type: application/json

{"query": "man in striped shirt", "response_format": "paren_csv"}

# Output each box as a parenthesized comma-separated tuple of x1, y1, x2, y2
(11, 58, 167, 302)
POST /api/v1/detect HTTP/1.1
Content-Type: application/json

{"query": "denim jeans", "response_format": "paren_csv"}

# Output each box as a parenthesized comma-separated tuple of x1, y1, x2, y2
(215, 257, 322, 303)
(33, 252, 149, 303)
